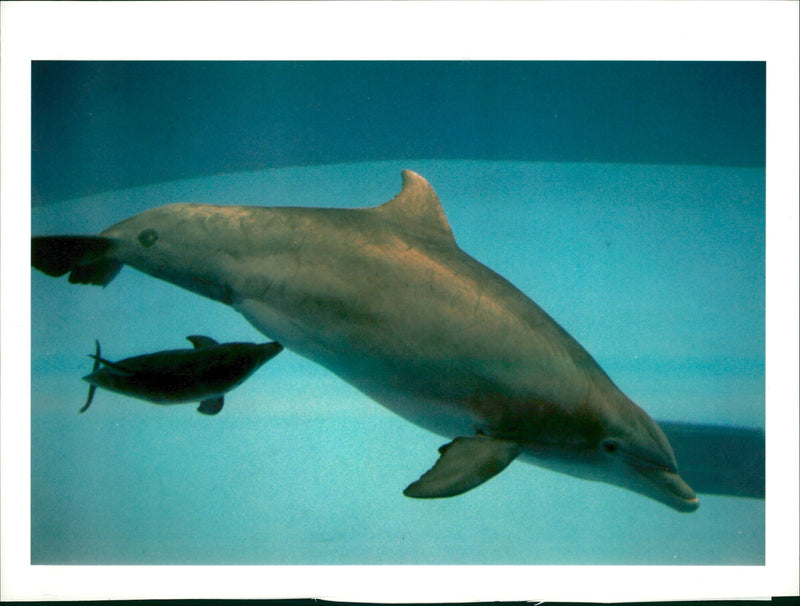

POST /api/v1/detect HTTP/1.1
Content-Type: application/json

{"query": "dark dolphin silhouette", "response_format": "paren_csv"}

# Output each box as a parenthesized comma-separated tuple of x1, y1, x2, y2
(81, 336, 283, 415)
(32, 170, 711, 511)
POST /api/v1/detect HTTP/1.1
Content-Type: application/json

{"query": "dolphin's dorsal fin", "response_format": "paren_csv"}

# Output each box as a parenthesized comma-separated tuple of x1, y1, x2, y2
(374, 170, 457, 248)
(187, 335, 218, 349)
(403, 435, 521, 498)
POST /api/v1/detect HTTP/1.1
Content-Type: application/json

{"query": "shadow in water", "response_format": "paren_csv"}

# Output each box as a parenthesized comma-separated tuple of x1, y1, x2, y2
(659, 421, 764, 499)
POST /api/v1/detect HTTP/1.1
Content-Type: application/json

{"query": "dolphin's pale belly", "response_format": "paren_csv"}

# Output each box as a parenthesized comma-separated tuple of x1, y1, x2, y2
(237, 296, 480, 438)
(236, 301, 485, 437)
(230, 233, 594, 443)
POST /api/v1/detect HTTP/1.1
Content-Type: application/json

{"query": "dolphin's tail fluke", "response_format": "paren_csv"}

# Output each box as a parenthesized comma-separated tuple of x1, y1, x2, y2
(32, 236, 122, 286)
(79, 340, 102, 413)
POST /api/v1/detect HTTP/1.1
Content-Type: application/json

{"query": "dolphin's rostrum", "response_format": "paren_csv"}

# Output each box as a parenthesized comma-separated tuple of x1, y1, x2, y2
(32, 170, 699, 512)
(81, 336, 283, 415)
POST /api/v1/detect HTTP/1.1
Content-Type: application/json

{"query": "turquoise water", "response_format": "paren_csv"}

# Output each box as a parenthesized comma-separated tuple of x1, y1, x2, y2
(30, 160, 764, 565)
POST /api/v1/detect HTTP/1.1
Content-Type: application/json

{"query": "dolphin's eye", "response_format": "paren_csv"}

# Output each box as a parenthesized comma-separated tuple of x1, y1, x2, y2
(602, 439, 621, 455)
(138, 229, 159, 247)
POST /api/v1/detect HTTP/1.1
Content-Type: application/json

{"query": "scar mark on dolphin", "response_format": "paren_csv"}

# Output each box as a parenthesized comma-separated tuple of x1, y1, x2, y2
(137, 229, 158, 247)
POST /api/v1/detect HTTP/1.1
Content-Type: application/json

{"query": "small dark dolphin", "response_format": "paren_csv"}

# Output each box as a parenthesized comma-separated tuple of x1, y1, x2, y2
(34, 170, 702, 511)
(81, 336, 283, 415)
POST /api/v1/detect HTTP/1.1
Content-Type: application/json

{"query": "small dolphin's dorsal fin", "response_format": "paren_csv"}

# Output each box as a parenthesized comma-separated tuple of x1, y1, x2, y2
(187, 335, 218, 349)
(374, 170, 456, 248)
(197, 396, 224, 415)
(403, 435, 521, 498)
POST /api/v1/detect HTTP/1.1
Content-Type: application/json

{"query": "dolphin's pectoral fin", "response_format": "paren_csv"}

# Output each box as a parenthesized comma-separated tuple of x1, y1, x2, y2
(31, 236, 122, 286)
(186, 335, 219, 349)
(197, 397, 224, 415)
(403, 435, 521, 498)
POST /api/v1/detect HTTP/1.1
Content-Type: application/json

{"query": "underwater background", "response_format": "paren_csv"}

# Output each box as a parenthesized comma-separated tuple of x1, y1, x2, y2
(29, 62, 765, 565)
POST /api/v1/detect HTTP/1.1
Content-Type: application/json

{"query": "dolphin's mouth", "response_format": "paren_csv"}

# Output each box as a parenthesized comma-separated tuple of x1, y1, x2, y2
(634, 465, 700, 512)
(615, 442, 699, 512)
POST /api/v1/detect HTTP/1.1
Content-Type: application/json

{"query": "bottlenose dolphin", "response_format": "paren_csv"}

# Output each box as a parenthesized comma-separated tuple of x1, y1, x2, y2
(32, 170, 699, 512)
(81, 336, 283, 415)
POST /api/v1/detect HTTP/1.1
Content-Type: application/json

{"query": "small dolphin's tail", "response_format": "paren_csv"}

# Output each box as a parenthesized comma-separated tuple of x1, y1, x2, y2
(80, 340, 102, 413)
(32, 236, 122, 286)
